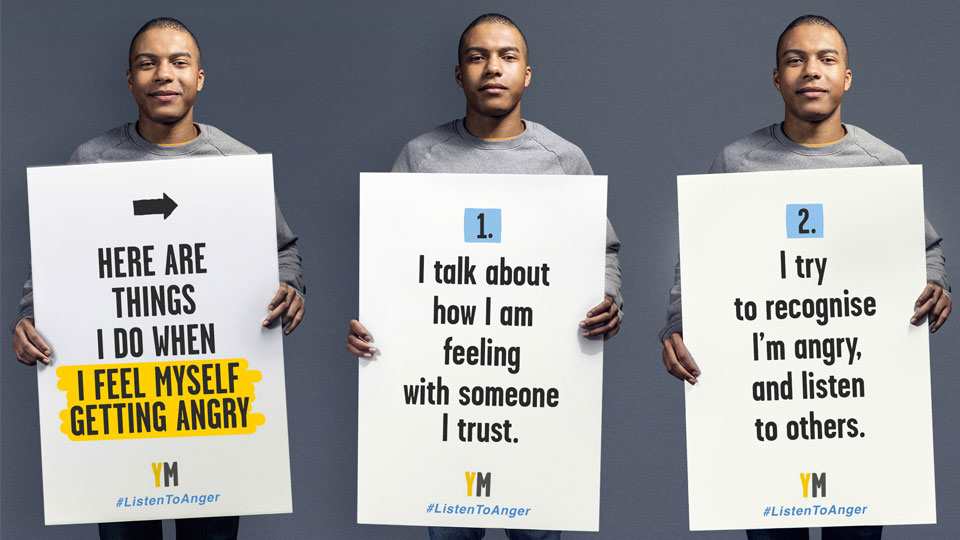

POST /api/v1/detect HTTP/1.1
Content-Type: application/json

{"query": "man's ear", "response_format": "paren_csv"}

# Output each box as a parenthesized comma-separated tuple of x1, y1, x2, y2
(772, 68, 781, 92)
(197, 68, 205, 92)
(454, 64, 463, 88)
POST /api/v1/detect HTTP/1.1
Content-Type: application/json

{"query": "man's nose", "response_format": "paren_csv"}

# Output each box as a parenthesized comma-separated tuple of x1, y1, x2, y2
(483, 57, 503, 77)
(154, 60, 174, 82)
(801, 62, 821, 80)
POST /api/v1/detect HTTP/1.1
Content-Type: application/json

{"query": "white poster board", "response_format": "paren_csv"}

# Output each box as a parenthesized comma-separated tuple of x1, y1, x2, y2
(357, 173, 606, 531)
(679, 165, 935, 530)
(28, 155, 292, 525)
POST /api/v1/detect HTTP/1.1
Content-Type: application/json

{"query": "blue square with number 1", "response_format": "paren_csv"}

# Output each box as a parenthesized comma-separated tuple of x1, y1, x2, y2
(464, 208, 501, 243)
(786, 204, 824, 238)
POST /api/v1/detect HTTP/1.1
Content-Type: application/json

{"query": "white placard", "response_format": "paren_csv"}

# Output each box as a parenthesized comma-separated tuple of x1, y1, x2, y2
(679, 165, 935, 530)
(357, 173, 606, 531)
(28, 155, 292, 525)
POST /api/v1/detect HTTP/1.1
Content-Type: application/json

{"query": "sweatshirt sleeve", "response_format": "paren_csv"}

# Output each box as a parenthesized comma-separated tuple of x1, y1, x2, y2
(605, 219, 623, 309)
(925, 219, 949, 291)
(658, 255, 683, 342)
(658, 152, 728, 341)
(564, 149, 624, 309)
(276, 199, 305, 296)
(11, 148, 88, 331)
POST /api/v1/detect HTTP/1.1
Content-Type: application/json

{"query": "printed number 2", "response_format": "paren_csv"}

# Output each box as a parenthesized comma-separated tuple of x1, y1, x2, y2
(786, 203, 823, 239)
(797, 208, 811, 234)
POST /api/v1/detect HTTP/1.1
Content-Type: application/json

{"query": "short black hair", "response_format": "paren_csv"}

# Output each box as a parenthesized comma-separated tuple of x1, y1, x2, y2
(775, 14, 848, 67)
(128, 17, 201, 68)
(457, 13, 528, 63)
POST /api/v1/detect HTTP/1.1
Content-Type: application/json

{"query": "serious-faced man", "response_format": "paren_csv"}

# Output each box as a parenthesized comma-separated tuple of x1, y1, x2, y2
(347, 13, 622, 540)
(660, 14, 950, 540)
(11, 17, 305, 540)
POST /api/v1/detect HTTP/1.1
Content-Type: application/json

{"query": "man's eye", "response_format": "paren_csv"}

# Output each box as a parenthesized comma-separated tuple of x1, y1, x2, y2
(822, 57, 837, 64)
(503, 55, 518, 61)
(139, 61, 155, 68)
(173, 61, 189, 67)
(786, 58, 802, 65)
(469, 55, 483, 62)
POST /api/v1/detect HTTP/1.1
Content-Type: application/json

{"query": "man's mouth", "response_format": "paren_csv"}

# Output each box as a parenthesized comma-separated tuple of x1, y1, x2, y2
(148, 90, 181, 103)
(797, 86, 828, 97)
(479, 83, 508, 94)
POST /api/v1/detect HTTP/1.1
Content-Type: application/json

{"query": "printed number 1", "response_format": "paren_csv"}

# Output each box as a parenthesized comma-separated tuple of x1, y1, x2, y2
(477, 212, 487, 239)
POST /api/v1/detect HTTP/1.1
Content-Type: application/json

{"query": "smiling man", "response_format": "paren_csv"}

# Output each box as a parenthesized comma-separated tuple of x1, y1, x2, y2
(12, 17, 304, 540)
(659, 14, 949, 540)
(347, 13, 622, 540)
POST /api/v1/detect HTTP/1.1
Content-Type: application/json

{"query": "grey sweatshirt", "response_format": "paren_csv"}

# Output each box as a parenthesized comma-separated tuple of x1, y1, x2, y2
(660, 123, 948, 342)
(393, 119, 623, 307)
(15, 122, 304, 328)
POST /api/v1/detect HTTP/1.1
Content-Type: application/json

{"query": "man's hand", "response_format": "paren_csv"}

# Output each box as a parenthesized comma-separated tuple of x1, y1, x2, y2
(580, 295, 621, 339)
(662, 332, 699, 385)
(346, 320, 377, 358)
(263, 283, 305, 335)
(912, 282, 952, 333)
(13, 318, 52, 366)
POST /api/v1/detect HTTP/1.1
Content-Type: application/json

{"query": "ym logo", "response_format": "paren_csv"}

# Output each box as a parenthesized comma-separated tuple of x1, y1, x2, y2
(800, 472, 826, 498)
(465, 471, 491, 497)
(152, 461, 179, 488)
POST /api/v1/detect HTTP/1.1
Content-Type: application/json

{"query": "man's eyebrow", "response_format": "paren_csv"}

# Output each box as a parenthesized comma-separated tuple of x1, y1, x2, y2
(780, 48, 842, 57)
(132, 51, 193, 59)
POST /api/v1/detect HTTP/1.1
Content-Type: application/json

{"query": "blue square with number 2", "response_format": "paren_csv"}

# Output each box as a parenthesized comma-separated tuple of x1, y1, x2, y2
(464, 208, 501, 243)
(786, 203, 824, 238)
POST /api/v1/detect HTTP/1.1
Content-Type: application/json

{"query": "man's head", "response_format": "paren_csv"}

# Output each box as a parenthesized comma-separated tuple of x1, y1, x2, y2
(773, 15, 852, 124)
(455, 13, 531, 119)
(127, 18, 204, 126)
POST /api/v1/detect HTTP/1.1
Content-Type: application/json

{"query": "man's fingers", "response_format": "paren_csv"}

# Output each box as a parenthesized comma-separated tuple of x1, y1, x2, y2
(915, 283, 937, 307)
(349, 320, 372, 341)
(932, 296, 952, 333)
(348, 335, 376, 357)
(268, 286, 287, 309)
(584, 312, 621, 337)
(284, 309, 304, 335)
(932, 305, 952, 333)
(19, 339, 48, 365)
(263, 297, 291, 327)
(662, 340, 695, 384)
(23, 322, 52, 355)
(670, 333, 700, 378)
(586, 297, 613, 317)
(284, 294, 303, 322)
(580, 310, 613, 331)
(581, 301, 618, 329)
(912, 295, 939, 325)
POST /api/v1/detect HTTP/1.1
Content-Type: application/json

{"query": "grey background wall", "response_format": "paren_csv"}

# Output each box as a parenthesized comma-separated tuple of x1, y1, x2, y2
(2, 1, 959, 538)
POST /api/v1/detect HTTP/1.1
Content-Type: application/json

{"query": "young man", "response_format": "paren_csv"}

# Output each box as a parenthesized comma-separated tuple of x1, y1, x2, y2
(347, 13, 622, 540)
(660, 14, 950, 540)
(11, 17, 305, 540)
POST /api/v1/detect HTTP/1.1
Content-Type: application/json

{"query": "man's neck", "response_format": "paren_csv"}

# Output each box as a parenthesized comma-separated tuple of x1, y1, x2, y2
(136, 114, 199, 145)
(782, 109, 846, 145)
(464, 107, 525, 140)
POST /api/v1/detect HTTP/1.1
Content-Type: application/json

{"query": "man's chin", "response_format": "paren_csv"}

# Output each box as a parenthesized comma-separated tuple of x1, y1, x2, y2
(145, 112, 189, 125)
(792, 104, 840, 124)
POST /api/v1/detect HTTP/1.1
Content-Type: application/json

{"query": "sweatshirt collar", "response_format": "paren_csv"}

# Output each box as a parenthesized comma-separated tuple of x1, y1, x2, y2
(125, 122, 210, 157)
(771, 122, 858, 157)
(454, 118, 531, 150)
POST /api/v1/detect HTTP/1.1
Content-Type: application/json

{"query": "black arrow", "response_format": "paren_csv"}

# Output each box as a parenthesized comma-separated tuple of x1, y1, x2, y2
(132, 193, 178, 220)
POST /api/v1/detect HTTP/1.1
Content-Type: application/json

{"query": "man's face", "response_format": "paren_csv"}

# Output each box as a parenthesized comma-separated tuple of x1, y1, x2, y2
(773, 24, 852, 123)
(456, 22, 531, 118)
(128, 28, 204, 125)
